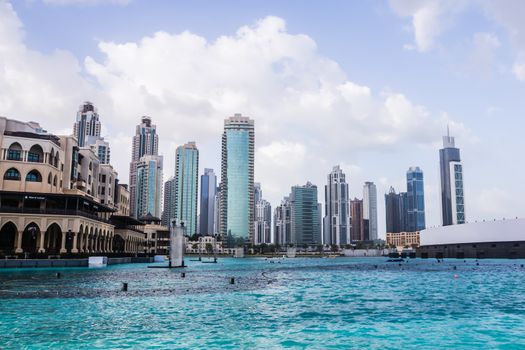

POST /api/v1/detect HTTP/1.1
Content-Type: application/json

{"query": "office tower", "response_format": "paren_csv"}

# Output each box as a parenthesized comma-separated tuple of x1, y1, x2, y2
(290, 182, 322, 245)
(406, 166, 426, 231)
(440, 128, 465, 225)
(274, 197, 292, 245)
(129, 116, 159, 217)
(385, 187, 409, 233)
(161, 177, 175, 227)
(199, 168, 216, 235)
(220, 114, 255, 246)
(73, 101, 101, 148)
(323, 165, 350, 246)
(173, 142, 199, 235)
(363, 182, 378, 241)
(350, 198, 364, 242)
(73, 102, 111, 165)
(135, 155, 163, 219)
(254, 199, 272, 245)
(254, 183, 262, 209)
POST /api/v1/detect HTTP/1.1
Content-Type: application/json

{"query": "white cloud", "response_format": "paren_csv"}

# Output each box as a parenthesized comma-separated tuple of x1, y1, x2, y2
(0, 3, 471, 234)
(512, 60, 525, 81)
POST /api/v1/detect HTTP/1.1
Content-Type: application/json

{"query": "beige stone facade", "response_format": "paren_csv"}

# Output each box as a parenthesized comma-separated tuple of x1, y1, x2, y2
(386, 231, 420, 249)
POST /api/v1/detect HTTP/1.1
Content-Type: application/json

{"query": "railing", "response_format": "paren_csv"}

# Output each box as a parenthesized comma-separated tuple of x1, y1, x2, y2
(0, 207, 111, 223)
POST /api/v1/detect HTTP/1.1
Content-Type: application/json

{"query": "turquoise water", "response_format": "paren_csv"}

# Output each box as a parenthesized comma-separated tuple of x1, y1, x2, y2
(1, 257, 525, 349)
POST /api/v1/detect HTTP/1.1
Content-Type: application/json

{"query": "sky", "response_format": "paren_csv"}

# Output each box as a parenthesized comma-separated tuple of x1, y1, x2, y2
(1, 0, 524, 238)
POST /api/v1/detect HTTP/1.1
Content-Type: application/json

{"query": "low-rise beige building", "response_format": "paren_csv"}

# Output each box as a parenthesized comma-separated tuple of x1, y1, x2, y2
(386, 231, 420, 250)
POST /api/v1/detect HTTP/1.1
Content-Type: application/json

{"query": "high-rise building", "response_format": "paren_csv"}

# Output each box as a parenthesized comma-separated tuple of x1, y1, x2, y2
(274, 197, 292, 246)
(129, 116, 159, 217)
(439, 128, 465, 226)
(385, 186, 409, 234)
(350, 198, 364, 242)
(199, 168, 216, 235)
(323, 165, 350, 246)
(220, 114, 255, 246)
(290, 182, 322, 245)
(73, 101, 101, 148)
(134, 155, 163, 219)
(255, 199, 272, 245)
(173, 142, 199, 235)
(161, 177, 175, 227)
(363, 182, 378, 241)
(73, 102, 111, 165)
(213, 185, 221, 235)
(406, 166, 426, 231)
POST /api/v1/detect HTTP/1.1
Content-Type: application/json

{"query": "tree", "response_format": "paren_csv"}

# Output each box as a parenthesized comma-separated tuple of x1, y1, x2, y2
(330, 244, 339, 252)
(191, 243, 198, 251)
(205, 243, 213, 254)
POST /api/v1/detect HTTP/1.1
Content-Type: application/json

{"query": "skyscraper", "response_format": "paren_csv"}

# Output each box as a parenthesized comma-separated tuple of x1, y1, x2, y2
(440, 128, 465, 226)
(350, 198, 364, 242)
(290, 182, 322, 245)
(385, 186, 409, 234)
(406, 166, 426, 231)
(220, 114, 255, 246)
(73, 102, 111, 165)
(129, 116, 159, 218)
(73, 101, 101, 148)
(323, 165, 350, 246)
(161, 177, 175, 227)
(363, 182, 378, 241)
(254, 199, 272, 245)
(274, 197, 291, 246)
(135, 155, 163, 219)
(199, 168, 216, 236)
(173, 142, 199, 235)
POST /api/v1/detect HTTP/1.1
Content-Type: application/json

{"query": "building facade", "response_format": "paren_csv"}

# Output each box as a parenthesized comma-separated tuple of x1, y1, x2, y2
(274, 197, 291, 246)
(135, 155, 163, 219)
(129, 117, 159, 218)
(73, 101, 101, 148)
(220, 114, 255, 246)
(199, 169, 216, 236)
(350, 198, 364, 242)
(323, 165, 350, 246)
(363, 182, 378, 241)
(174, 142, 199, 235)
(439, 129, 465, 226)
(406, 166, 426, 231)
(290, 182, 322, 245)
(161, 177, 175, 227)
(254, 199, 272, 245)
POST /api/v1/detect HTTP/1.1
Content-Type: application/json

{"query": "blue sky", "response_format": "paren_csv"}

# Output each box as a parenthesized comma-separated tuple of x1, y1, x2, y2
(2, 0, 525, 236)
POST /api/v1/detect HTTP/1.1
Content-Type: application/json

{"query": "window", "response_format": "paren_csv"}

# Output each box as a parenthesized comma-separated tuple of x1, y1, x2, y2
(4, 168, 21, 180)
(47, 173, 52, 184)
(53, 175, 57, 186)
(26, 170, 42, 182)
(6, 142, 22, 161)
(28, 145, 44, 163)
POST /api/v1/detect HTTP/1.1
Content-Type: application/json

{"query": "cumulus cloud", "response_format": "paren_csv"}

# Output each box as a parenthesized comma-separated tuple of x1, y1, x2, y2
(0, 2, 471, 233)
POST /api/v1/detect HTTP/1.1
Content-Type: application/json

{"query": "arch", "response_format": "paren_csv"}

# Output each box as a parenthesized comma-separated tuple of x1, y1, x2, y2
(44, 223, 62, 254)
(48, 148, 55, 165)
(4, 167, 21, 181)
(0, 222, 17, 255)
(28, 144, 44, 163)
(53, 175, 57, 186)
(22, 222, 40, 254)
(54, 153, 59, 168)
(47, 173, 52, 184)
(113, 235, 125, 253)
(7, 142, 22, 161)
(26, 169, 42, 182)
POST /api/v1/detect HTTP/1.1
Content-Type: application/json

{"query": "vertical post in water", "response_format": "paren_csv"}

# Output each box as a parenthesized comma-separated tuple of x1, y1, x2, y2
(170, 220, 185, 268)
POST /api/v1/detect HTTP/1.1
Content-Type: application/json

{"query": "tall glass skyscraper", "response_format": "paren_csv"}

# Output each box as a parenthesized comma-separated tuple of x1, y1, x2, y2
(363, 182, 378, 240)
(385, 186, 408, 234)
(274, 197, 291, 246)
(199, 168, 216, 236)
(291, 182, 322, 245)
(135, 155, 163, 219)
(174, 142, 199, 235)
(439, 129, 465, 226)
(220, 114, 255, 246)
(406, 166, 426, 231)
(129, 116, 159, 218)
(323, 165, 350, 246)
(73, 101, 101, 148)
